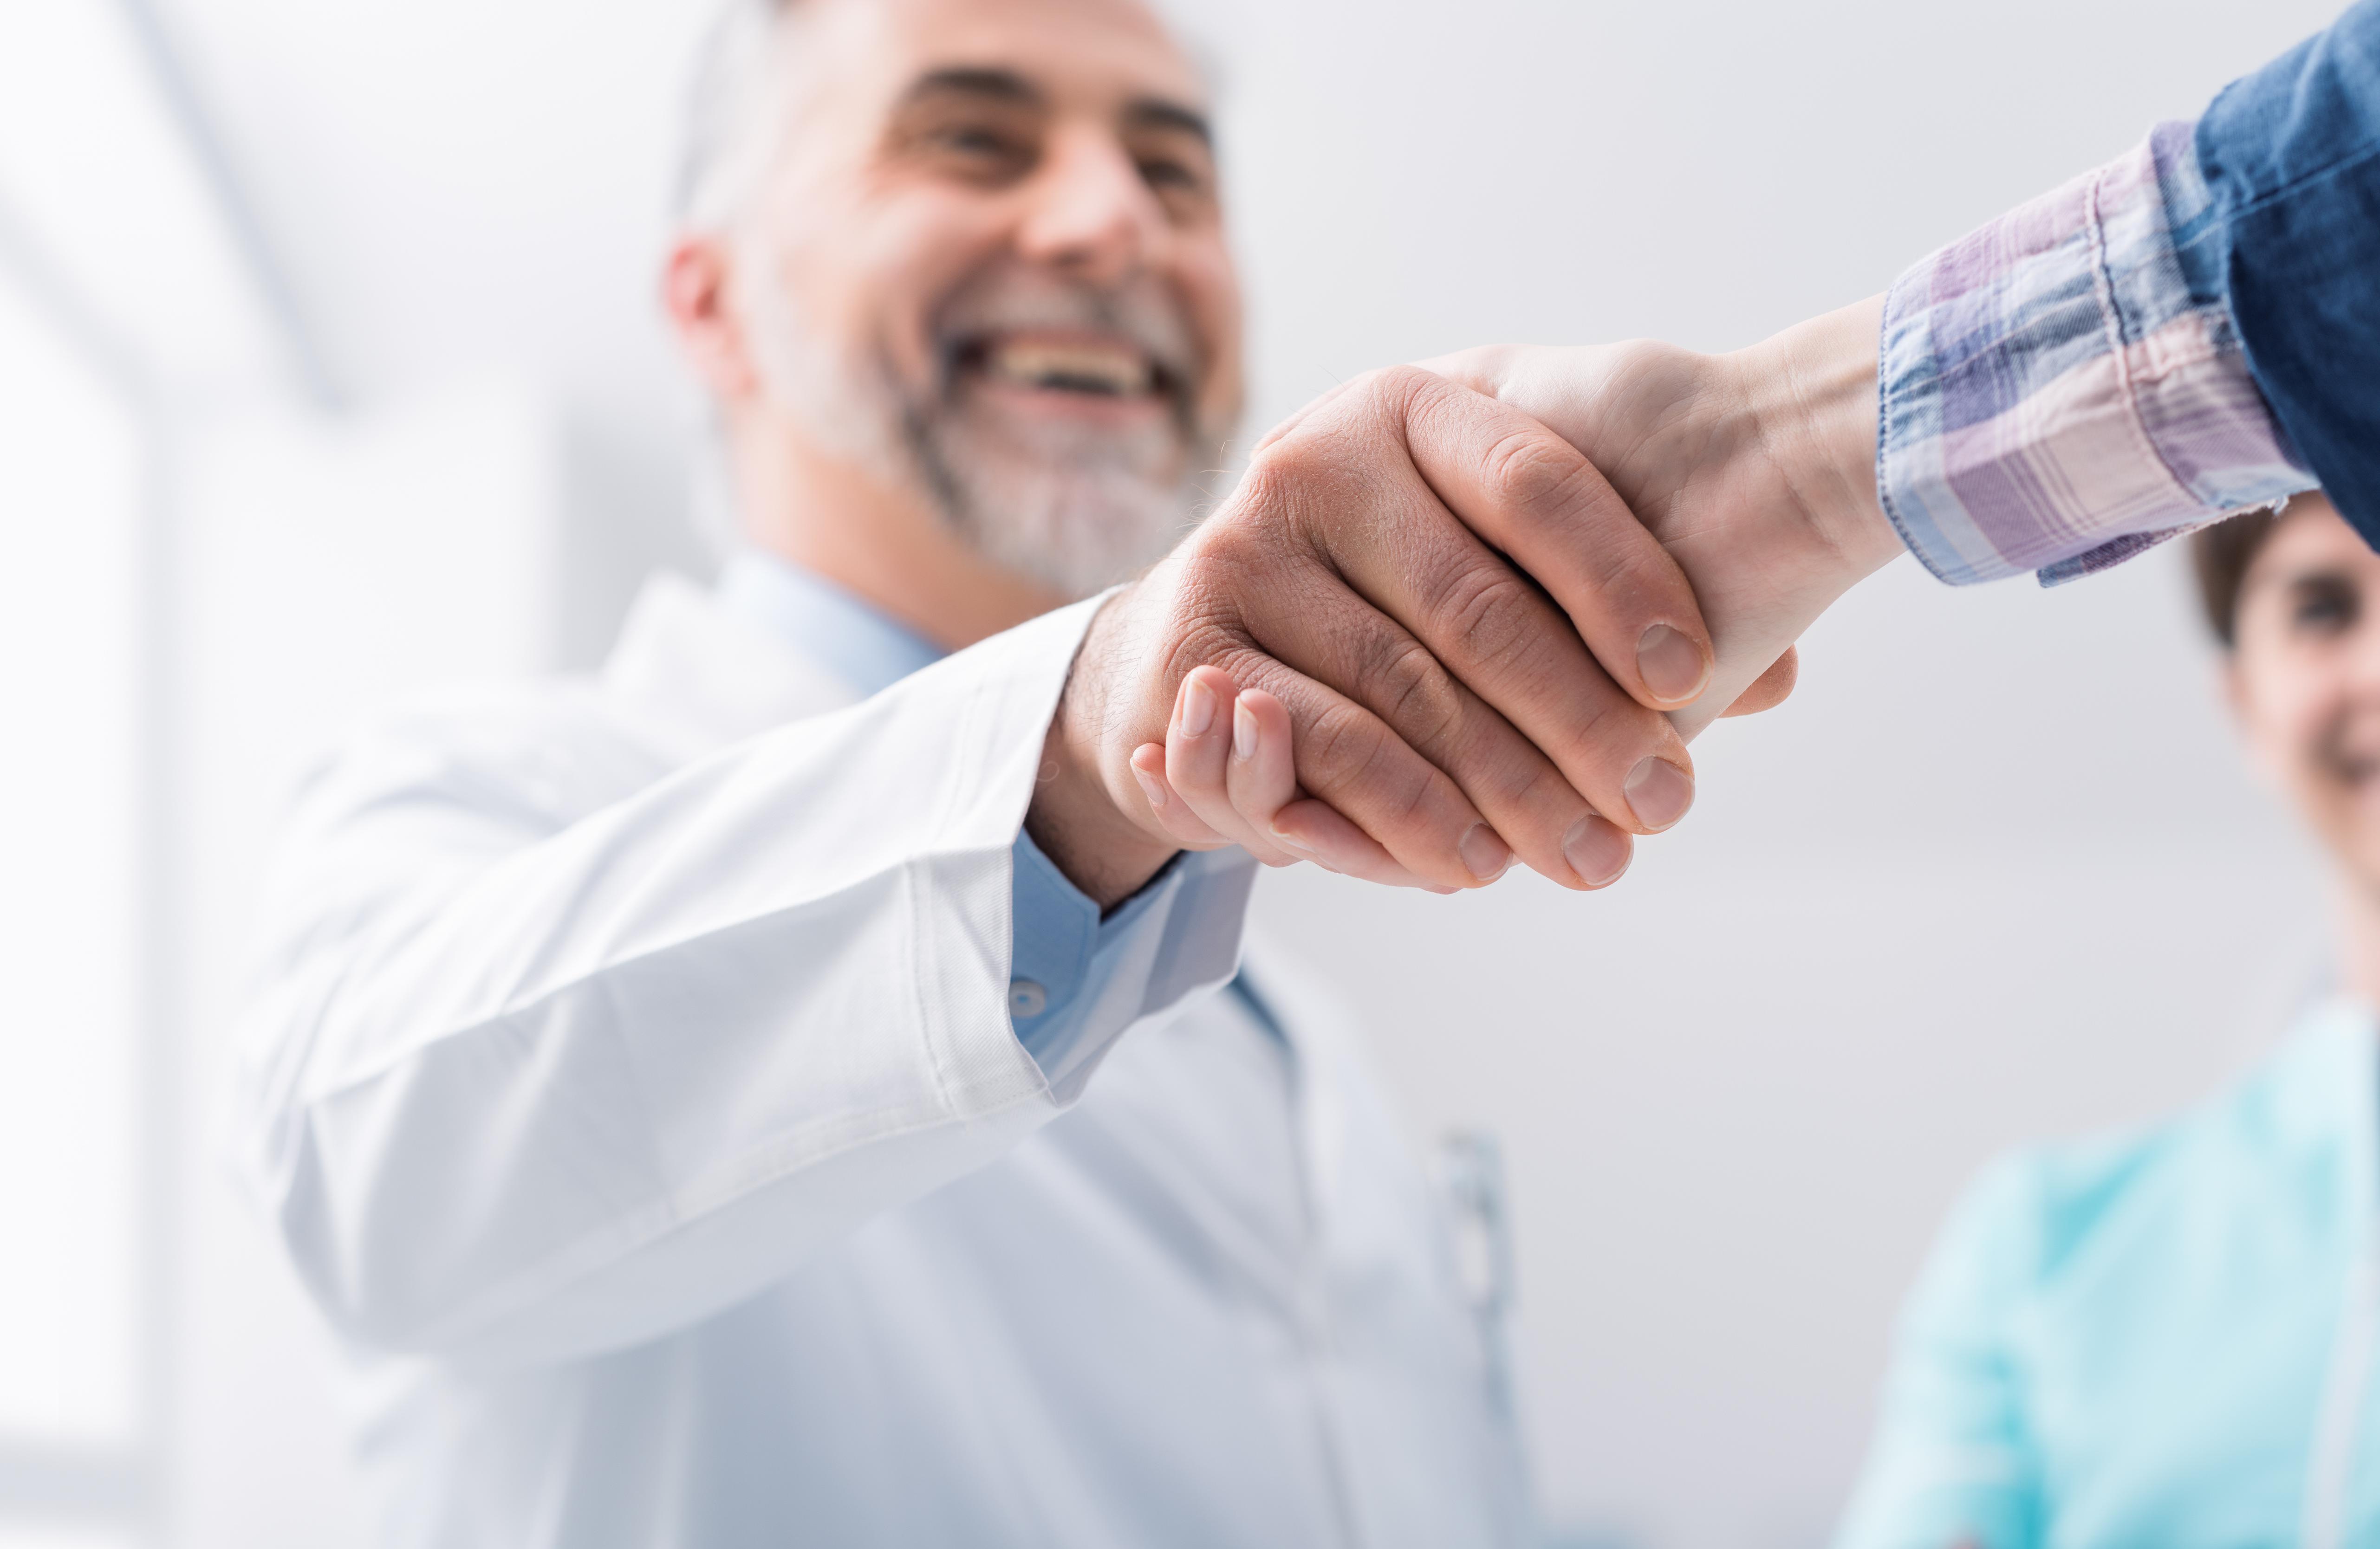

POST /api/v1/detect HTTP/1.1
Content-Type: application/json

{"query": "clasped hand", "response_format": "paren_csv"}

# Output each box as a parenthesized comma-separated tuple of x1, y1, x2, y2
(1024, 298, 1905, 905)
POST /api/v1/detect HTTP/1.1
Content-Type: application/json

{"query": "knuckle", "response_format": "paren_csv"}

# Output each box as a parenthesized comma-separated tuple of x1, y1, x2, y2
(1580, 548, 1695, 639)
(1242, 434, 1328, 496)
(1431, 563, 1545, 677)
(1358, 636, 1464, 752)
(1479, 428, 1624, 546)
(1481, 426, 1579, 511)
(1492, 759, 1581, 822)
(1231, 441, 1350, 551)
(1299, 702, 1385, 786)
(1560, 694, 1666, 786)
(1366, 363, 1441, 406)
(1301, 705, 1432, 832)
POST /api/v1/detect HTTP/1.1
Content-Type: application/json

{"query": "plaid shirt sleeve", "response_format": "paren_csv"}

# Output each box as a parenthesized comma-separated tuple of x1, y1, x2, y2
(1877, 122, 2317, 587)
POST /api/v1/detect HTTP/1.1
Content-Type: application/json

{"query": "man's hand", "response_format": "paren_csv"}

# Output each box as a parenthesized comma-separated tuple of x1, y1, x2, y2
(1025, 366, 1728, 908)
(1118, 300, 1902, 890)
(1425, 297, 1905, 741)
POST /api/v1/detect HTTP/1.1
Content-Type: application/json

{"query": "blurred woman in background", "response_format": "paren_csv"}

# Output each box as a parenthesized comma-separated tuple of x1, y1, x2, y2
(1838, 491, 2380, 1548)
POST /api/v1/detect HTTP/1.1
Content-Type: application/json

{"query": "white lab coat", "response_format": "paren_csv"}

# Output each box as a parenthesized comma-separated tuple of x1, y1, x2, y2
(231, 574, 1532, 1548)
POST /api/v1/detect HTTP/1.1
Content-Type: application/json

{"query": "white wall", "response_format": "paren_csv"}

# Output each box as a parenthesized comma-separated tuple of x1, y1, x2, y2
(144, 0, 2357, 1545)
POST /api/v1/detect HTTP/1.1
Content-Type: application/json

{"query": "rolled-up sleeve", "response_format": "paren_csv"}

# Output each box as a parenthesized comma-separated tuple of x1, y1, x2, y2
(2195, 0, 2380, 547)
(1877, 122, 2314, 587)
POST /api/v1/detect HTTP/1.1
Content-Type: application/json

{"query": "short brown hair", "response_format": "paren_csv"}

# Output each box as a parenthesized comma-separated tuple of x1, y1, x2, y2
(2190, 510, 2282, 649)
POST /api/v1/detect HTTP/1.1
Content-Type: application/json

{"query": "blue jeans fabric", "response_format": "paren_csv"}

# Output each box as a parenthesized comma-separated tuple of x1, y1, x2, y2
(2198, 0, 2380, 541)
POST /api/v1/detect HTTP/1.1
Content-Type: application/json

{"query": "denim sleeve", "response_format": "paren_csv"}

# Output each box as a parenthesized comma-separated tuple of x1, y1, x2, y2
(2196, 0, 2380, 549)
(1876, 126, 2310, 587)
(1006, 831, 1256, 1101)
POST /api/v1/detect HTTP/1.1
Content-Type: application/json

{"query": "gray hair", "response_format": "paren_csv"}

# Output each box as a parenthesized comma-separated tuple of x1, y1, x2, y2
(676, 0, 1230, 232)
(677, 0, 806, 231)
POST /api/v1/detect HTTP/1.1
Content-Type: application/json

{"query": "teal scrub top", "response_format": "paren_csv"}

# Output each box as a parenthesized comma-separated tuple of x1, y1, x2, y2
(1837, 1001, 2380, 1549)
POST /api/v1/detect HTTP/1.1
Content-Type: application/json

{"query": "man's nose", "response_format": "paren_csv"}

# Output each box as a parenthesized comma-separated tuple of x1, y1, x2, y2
(1013, 127, 1169, 286)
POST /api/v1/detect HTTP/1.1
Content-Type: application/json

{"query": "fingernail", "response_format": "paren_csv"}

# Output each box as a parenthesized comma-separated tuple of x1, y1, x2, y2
(1458, 824, 1511, 882)
(1132, 765, 1169, 812)
(1624, 757, 1695, 831)
(1561, 814, 1631, 887)
(1180, 674, 1216, 736)
(1268, 822, 1318, 858)
(1233, 699, 1258, 762)
(1636, 624, 1711, 704)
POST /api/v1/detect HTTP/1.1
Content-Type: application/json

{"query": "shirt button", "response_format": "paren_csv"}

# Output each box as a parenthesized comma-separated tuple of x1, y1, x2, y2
(1008, 979, 1049, 1019)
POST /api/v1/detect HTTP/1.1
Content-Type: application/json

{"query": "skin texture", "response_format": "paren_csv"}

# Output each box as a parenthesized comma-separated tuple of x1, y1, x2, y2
(668, 0, 1244, 647)
(1033, 366, 1718, 904)
(1139, 298, 1904, 888)
(664, 0, 1727, 909)
(2226, 496, 2380, 1004)
(1424, 297, 1905, 740)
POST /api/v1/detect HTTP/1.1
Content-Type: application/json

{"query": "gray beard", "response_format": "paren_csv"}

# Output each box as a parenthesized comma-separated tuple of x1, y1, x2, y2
(896, 393, 1205, 600)
(750, 317, 1208, 602)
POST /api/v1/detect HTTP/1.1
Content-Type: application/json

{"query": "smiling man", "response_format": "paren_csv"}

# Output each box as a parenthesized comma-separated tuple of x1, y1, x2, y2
(675, 0, 1248, 634)
(231, 0, 1733, 1544)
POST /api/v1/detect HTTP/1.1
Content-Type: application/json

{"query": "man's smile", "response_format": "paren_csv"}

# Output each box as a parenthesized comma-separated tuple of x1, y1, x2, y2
(948, 327, 1185, 423)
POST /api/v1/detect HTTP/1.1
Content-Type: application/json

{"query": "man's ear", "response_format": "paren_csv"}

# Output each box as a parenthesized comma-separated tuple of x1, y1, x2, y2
(663, 234, 763, 402)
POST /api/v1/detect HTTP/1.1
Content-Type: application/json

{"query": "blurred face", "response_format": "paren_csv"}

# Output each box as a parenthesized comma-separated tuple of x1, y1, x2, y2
(2230, 497, 2380, 887)
(722, 0, 1243, 597)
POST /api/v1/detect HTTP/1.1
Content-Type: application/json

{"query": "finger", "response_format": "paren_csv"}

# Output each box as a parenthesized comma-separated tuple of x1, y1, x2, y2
(1223, 687, 1457, 890)
(1136, 742, 1446, 885)
(1231, 510, 1688, 886)
(1137, 716, 1445, 888)
(1185, 640, 1516, 890)
(1252, 375, 1698, 850)
(1719, 646, 1798, 718)
(1416, 345, 1826, 746)
(1129, 742, 1236, 850)
(1164, 668, 1302, 866)
(1396, 368, 1714, 712)
(1270, 798, 1452, 891)
(1222, 688, 1302, 861)
(1171, 682, 1446, 887)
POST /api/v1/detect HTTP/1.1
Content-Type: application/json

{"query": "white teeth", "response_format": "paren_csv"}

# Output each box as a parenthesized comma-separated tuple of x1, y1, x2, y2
(984, 340, 1154, 395)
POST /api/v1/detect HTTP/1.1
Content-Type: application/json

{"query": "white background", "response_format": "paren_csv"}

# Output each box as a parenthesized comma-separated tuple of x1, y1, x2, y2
(1, 0, 2357, 1544)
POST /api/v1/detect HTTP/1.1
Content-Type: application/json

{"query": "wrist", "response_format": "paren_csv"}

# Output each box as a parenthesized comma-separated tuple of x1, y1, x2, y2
(1736, 293, 1904, 585)
(1024, 589, 1180, 910)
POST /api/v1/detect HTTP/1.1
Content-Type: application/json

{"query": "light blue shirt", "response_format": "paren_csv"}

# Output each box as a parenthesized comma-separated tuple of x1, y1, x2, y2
(1838, 998, 2380, 1548)
(717, 551, 1266, 1076)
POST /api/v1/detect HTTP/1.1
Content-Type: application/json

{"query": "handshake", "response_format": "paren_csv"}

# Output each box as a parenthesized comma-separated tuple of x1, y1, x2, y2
(1027, 297, 1907, 907)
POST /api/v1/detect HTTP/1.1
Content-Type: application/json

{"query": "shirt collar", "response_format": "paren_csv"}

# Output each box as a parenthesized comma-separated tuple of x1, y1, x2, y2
(716, 549, 946, 698)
